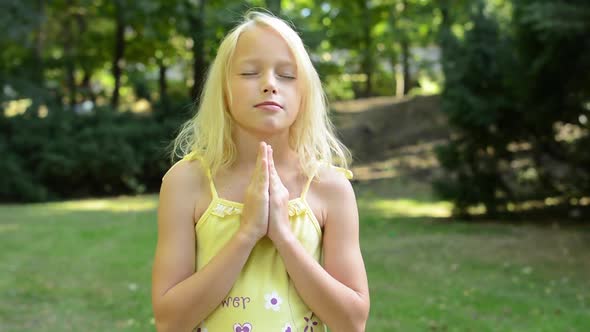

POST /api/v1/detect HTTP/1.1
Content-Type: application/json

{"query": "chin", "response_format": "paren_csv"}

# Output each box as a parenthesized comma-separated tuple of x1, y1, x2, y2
(259, 119, 287, 130)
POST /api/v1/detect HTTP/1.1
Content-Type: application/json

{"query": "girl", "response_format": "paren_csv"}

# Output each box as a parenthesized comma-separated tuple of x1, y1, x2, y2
(152, 11, 370, 332)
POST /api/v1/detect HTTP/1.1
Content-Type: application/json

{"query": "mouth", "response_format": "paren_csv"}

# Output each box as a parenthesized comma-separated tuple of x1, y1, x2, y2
(254, 101, 283, 111)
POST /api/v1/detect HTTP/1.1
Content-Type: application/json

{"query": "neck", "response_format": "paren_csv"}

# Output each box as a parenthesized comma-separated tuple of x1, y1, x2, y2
(232, 127, 297, 169)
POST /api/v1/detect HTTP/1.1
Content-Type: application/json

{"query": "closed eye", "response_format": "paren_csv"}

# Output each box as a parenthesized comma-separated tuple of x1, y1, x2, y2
(279, 74, 296, 79)
(240, 73, 258, 76)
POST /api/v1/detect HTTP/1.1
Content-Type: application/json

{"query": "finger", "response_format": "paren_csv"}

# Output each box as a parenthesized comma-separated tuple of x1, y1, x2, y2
(267, 146, 274, 188)
(269, 153, 285, 189)
(271, 147, 277, 173)
(261, 142, 267, 164)
(255, 143, 263, 180)
(268, 146, 275, 172)
(256, 143, 267, 185)
(269, 147, 279, 180)
(262, 144, 269, 186)
(255, 141, 264, 170)
(261, 142, 268, 170)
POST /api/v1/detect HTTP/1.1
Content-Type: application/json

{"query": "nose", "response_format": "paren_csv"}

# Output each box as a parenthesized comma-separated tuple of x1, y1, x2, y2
(261, 72, 277, 94)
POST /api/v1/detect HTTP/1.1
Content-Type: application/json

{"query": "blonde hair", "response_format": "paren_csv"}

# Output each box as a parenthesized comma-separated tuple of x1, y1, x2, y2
(171, 10, 351, 178)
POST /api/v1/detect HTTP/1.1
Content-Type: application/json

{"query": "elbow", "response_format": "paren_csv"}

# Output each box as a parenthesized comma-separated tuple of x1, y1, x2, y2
(153, 301, 172, 332)
(153, 302, 194, 332)
(332, 294, 370, 332)
(154, 317, 193, 332)
(349, 293, 370, 332)
(153, 310, 176, 332)
(154, 320, 172, 332)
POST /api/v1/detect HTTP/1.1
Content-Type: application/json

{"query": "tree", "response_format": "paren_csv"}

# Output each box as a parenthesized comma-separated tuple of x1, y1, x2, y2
(0, 1, 50, 112)
(435, 0, 515, 217)
(512, 0, 590, 202)
(435, 0, 590, 218)
(266, 0, 282, 16)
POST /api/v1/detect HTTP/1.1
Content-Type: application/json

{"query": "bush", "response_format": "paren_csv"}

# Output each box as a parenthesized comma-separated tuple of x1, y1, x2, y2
(0, 105, 186, 202)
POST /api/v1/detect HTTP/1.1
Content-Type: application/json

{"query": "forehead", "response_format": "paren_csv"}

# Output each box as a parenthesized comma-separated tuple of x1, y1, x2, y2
(232, 25, 296, 66)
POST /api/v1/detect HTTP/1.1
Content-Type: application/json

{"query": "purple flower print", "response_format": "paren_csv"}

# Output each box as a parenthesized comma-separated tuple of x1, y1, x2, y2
(282, 323, 292, 332)
(264, 291, 283, 311)
(303, 313, 319, 332)
(233, 322, 252, 332)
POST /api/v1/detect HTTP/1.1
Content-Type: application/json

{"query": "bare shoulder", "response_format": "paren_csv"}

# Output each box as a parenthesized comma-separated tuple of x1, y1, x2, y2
(306, 164, 357, 228)
(160, 157, 210, 222)
(314, 164, 356, 204)
(162, 158, 204, 189)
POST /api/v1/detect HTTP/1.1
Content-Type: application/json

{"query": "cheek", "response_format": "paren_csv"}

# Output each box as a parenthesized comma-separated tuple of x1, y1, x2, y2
(228, 81, 243, 108)
(291, 87, 302, 110)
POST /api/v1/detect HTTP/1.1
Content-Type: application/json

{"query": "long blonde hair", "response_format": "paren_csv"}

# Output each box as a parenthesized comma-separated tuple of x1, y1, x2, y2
(171, 10, 350, 178)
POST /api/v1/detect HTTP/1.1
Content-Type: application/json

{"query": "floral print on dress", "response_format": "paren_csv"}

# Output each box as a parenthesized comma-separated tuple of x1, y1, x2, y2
(211, 202, 242, 217)
(264, 291, 283, 311)
(211, 199, 307, 218)
(282, 323, 293, 332)
(303, 313, 319, 332)
(233, 322, 252, 332)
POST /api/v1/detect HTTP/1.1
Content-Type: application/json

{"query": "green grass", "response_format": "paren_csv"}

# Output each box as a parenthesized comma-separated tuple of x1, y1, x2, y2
(1, 183, 589, 331)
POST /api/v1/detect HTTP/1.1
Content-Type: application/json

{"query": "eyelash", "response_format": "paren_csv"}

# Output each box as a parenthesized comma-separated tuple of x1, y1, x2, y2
(240, 73, 296, 80)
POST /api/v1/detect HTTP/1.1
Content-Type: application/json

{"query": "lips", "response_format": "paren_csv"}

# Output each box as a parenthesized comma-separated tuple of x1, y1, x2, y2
(254, 101, 283, 109)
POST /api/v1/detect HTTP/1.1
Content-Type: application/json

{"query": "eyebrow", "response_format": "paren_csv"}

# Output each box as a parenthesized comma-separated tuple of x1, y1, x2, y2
(236, 58, 296, 67)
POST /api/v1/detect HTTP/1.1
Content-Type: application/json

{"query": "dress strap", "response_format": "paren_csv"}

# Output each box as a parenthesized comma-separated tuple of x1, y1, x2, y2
(300, 164, 319, 200)
(332, 166, 354, 180)
(183, 152, 218, 199)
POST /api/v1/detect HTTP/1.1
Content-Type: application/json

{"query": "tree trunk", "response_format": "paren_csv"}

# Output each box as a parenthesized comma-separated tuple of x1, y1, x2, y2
(33, 0, 45, 85)
(395, 63, 404, 97)
(64, 0, 76, 108)
(388, 9, 403, 97)
(158, 62, 169, 111)
(111, 0, 125, 109)
(75, 3, 90, 105)
(401, 37, 410, 95)
(360, 0, 372, 98)
(188, 0, 206, 103)
(29, 0, 46, 115)
(439, 0, 453, 84)
(400, 0, 411, 95)
(81, 69, 96, 104)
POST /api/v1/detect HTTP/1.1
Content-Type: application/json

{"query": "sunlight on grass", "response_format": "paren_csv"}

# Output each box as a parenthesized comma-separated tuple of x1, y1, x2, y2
(358, 198, 452, 218)
(45, 195, 158, 213)
(0, 224, 19, 233)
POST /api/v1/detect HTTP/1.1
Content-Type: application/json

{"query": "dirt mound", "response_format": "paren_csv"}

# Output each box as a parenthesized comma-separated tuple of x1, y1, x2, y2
(331, 95, 449, 165)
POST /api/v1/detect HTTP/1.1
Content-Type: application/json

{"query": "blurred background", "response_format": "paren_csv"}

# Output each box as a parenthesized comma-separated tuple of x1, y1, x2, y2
(0, 0, 589, 331)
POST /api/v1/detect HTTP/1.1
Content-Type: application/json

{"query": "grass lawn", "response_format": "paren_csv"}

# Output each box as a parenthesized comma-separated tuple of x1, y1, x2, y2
(0, 178, 588, 331)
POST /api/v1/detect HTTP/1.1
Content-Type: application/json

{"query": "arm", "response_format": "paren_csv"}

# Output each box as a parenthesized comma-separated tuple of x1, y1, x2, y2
(151, 161, 259, 332)
(272, 168, 370, 332)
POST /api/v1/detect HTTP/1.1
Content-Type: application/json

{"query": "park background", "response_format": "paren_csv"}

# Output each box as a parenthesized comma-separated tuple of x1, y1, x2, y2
(1, 0, 589, 331)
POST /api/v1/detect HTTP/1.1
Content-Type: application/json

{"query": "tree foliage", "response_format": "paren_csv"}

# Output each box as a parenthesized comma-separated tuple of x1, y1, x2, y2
(435, 0, 590, 218)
